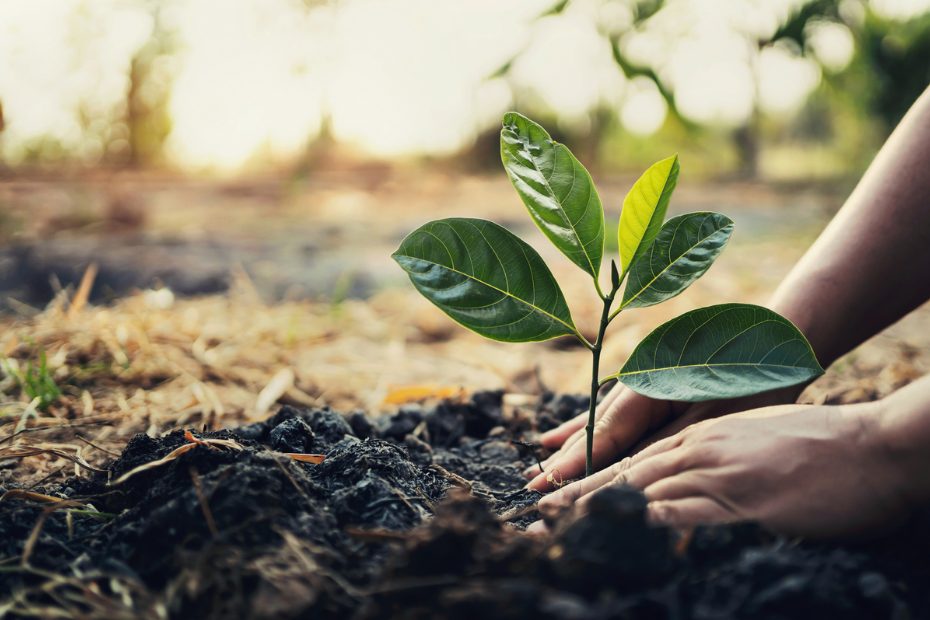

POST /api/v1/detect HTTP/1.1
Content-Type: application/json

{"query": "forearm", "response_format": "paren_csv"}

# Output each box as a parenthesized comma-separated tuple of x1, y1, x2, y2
(770, 86, 930, 368)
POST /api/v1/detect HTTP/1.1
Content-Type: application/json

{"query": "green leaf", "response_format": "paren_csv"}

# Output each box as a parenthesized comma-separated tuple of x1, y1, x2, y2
(617, 304, 823, 401)
(500, 112, 605, 279)
(392, 218, 577, 343)
(622, 212, 733, 309)
(618, 154, 680, 273)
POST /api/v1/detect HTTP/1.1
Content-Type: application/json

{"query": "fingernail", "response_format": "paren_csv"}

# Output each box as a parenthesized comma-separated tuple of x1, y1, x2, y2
(525, 473, 547, 491)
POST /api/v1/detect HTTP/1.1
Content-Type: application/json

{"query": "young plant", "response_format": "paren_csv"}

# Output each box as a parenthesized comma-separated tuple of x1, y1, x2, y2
(1, 350, 61, 411)
(393, 113, 823, 477)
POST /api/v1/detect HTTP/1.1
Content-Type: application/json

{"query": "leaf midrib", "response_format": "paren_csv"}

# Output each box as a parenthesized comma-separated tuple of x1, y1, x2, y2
(618, 360, 815, 377)
(508, 132, 599, 277)
(621, 160, 677, 274)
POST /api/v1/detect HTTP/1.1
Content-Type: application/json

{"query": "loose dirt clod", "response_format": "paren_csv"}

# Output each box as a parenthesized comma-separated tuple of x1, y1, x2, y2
(0, 392, 928, 619)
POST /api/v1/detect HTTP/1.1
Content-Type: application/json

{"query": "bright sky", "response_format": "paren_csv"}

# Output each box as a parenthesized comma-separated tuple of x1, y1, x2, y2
(0, 0, 927, 170)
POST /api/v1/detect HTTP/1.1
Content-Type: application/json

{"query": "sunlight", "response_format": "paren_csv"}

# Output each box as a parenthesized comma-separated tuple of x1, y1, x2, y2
(0, 0, 910, 170)
(165, 0, 325, 169)
(0, 0, 151, 163)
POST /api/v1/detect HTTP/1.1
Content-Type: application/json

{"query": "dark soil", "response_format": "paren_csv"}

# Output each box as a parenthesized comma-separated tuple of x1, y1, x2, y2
(1, 391, 928, 619)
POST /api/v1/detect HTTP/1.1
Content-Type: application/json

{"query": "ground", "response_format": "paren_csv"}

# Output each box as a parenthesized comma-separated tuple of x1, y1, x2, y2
(1, 170, 929, 618)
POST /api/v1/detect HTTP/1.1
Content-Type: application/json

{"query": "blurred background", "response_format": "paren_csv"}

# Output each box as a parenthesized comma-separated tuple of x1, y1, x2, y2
(1, 0, 929, 416)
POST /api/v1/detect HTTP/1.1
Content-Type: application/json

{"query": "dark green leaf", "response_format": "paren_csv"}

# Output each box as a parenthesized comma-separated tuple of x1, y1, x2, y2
(392, 218, 577, 343)
(622, 212, 733, 309)
(617, 304, 823, 401)
(500, 112, 604, 279)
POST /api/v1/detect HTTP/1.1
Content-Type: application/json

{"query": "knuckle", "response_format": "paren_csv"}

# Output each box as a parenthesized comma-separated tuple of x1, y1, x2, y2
(604, 458, 632, 486)
(593, 416, 612, 434)
(666, 451, 688, 474)
(681, 445, 716, 468)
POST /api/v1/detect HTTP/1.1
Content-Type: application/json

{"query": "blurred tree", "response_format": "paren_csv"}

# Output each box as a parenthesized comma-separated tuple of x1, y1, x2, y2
(125, 9, 176, 167)
(495, 0, 930, 179)
(777, 2, 930, 131)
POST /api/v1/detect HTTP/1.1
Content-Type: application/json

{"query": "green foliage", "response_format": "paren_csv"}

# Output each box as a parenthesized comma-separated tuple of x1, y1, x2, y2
(395, 113, 824, 476)
(393, 218, 577, 343)
(616, 304, 822, 401)
(621, 212, 733, 309)
(2, 350, 61, 411)
(617, 154, 679, 273)
(500, 112, 605, 283)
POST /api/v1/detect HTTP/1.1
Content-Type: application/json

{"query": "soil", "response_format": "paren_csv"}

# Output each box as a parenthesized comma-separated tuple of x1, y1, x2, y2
(1, 392, 929, 619)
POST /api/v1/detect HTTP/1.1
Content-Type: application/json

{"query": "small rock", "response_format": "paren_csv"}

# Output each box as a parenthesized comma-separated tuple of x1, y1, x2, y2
(347, 410, 377, 439)
(269, 418, 315, 453)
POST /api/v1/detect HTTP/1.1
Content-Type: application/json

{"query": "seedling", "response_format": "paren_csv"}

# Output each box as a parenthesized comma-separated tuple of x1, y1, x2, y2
(393, 113, 823, 477)
(1, 350, 61, 411)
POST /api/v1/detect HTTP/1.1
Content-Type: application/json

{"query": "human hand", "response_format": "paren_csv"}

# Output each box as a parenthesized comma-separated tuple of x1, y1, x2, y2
(532, 401, 910, 539)
(525, 382, 800, 491)
(523, 384, 673, 490)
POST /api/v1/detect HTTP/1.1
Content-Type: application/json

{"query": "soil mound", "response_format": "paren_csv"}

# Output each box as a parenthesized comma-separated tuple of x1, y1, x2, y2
(1, 392, 927, 619)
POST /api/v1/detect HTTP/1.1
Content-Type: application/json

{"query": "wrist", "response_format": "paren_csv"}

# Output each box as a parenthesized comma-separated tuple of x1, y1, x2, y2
(859, 390, 930, 512)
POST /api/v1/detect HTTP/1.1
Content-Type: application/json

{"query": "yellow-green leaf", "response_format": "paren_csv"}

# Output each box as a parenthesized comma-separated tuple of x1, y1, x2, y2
(618, 154, 680, 273)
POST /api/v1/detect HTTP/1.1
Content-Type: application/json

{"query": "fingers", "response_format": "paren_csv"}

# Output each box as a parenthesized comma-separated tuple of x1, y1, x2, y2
(530, 489, 738, 535)
(539, 387, 624, 449)
(526, 386, 628, 477)
(528, 386, 626, 476)
(538, 434, 684, 511)
(527, 391, 667, 491)
(522, 428, 581, 479)
(646, 496, 737, 528)
(630, 409, 703, 454)
(570, 448, 685, 512)
(525, 520, 548, 536)
(629, 430, 684, 462)
(644, 471, 709, 502)
(538, 458, 629, 510)
(525, 445, 584, 490)
(538, 411, 587, 449)
(526, 422, 622, 490)
(537, 425, 585, 470)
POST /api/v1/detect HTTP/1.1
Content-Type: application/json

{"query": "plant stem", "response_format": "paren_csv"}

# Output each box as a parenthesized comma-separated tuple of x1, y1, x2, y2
(607, 298, 630, 323)
(585, 280, 619, 477)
